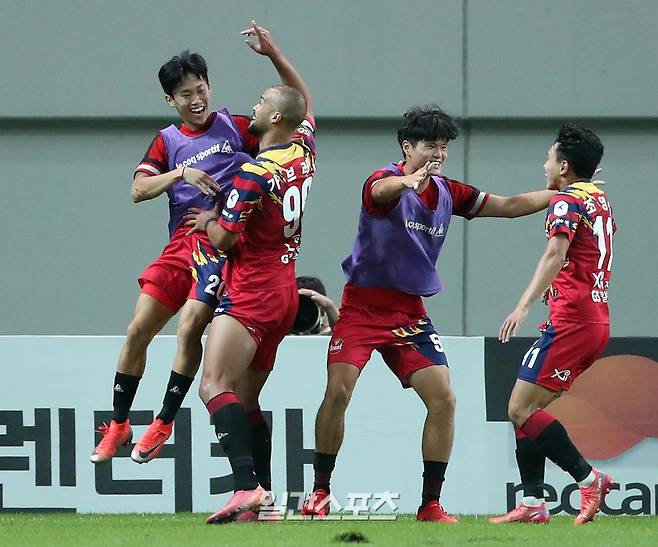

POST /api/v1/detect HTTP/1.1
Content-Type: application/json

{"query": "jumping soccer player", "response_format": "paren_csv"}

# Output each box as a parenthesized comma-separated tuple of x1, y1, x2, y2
(302, 105, 557, 523)
(185, 21, 315, 524)
(491, 124, 614, 525)
(91, 25, 299, 465)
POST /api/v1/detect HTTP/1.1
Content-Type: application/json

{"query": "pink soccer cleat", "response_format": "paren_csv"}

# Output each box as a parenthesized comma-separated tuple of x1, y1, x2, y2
(90, 420, 132, 464)
(489, 502, 550, 524)
(235, 509, 260, 522)
(131, 418, 173, 464)
(234, 508, 284, 523)
(574, 469, 614, 525)
(206, 486, 267, 524)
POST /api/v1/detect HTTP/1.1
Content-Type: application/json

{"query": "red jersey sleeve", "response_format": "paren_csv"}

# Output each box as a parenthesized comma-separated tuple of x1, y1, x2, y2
(446, 178, 489, 219)
(134, 133, 168, 178)
(218, 169, 268, 234)
(362, 169, 397, 216)
(232, 115, 260, 158)
(545, 193, 583, 242)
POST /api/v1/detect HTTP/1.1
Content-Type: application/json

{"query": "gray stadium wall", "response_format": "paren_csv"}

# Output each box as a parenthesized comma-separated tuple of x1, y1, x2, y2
(1, 0, 656, 336)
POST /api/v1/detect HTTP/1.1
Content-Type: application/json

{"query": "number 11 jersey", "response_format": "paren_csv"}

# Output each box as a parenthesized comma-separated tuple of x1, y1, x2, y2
(218, 117, 317, 292)
(545, 181, 616, 324)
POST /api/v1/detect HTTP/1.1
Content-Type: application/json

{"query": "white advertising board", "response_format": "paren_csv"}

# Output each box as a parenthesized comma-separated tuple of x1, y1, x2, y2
(0, 336, 655, 515)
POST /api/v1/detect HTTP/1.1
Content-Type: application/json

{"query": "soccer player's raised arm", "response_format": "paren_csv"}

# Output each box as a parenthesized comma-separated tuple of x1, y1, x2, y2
(241, 20, 314, 119)
(477, 189, 556, 218)
(498, 234, 569, 343)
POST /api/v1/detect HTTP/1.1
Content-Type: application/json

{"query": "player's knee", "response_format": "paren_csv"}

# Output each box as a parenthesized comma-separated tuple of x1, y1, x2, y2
(426, 390, 456, 416)
(198, 369, 237, 402)
(445, 391, 457, 414)
(125, 318, 155, 349)
(176, 319, 205, 349)
(324, 382, 353, 410)
(507, 401, 530, 427)
(198, 379, 216, 403)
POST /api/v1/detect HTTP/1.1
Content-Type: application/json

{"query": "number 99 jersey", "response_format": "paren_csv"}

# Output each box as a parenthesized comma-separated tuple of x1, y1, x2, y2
(218, 117, 317, 292)
(544, 181, 616, 324)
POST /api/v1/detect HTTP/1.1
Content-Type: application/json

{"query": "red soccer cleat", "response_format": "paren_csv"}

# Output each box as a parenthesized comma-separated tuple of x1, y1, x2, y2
(574, 469, 614, 525)
(489, 502, 550, 524)
(130, 418, 173, 464)
(206, 486, 267, 524)
(301, 488, 331, 518)
(90, 420, 133, 464)
(416, 500, 459, 523)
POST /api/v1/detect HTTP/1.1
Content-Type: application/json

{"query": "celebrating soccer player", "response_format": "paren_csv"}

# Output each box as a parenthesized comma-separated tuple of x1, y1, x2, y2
(302, 105, 557, 523)
(184, 21, 315, 524)
(491, 124, 614, 525)
(91, 25, 301, 465)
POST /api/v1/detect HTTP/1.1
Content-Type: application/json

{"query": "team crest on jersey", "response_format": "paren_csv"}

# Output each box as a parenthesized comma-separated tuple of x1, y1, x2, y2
(329, 338, 343, 354)
(553, 200, 570, 217)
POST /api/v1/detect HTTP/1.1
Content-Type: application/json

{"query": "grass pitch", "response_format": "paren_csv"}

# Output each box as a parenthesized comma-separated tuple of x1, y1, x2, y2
(0, 513, 656, 546)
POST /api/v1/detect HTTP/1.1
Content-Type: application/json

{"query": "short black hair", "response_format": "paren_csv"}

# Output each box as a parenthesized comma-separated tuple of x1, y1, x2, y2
(296, 276, 326, 295)
(397, 105, 459, 154)
(554, 123, 604, 179)
(158, 50, 209, 97)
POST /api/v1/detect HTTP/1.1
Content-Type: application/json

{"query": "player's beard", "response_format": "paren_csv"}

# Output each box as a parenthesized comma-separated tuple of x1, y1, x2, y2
(248, 119, 266, 138)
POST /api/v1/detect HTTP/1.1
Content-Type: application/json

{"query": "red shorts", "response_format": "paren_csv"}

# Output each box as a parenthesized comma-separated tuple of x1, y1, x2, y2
(138, 226, 225, 312)
(215, 285, 298, 373)
(517, 320, 610, 392)
(327, 292, 448, 388)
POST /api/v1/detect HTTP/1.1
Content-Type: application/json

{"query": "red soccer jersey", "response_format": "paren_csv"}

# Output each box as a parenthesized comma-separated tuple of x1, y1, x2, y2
(134, 113, 259, 177)
(218, 117, 317, 292)
(545, 181, 616, 324)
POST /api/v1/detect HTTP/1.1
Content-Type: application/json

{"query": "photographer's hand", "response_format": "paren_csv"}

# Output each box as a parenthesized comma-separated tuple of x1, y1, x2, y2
(298, 288, 340, 328)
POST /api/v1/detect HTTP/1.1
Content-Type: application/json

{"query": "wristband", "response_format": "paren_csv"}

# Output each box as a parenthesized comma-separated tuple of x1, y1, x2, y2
(204, 217, 217, 232)
(181, 165, 186, 180)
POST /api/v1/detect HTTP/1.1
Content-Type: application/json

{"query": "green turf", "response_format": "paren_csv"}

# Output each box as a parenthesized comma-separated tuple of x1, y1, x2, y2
(0, 513, 656, 546)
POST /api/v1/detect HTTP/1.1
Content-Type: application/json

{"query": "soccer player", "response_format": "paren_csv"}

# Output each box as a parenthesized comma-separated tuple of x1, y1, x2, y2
(491, 124, 614, 525)
(91, 26, 298, 465)
(302, 105, 557, 523)
(185, 21, 315, 524)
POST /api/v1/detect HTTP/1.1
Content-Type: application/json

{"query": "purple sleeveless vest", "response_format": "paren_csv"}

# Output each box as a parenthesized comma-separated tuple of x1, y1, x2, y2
(161, 108, 252, 237)
(342, 163, 453, 297)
